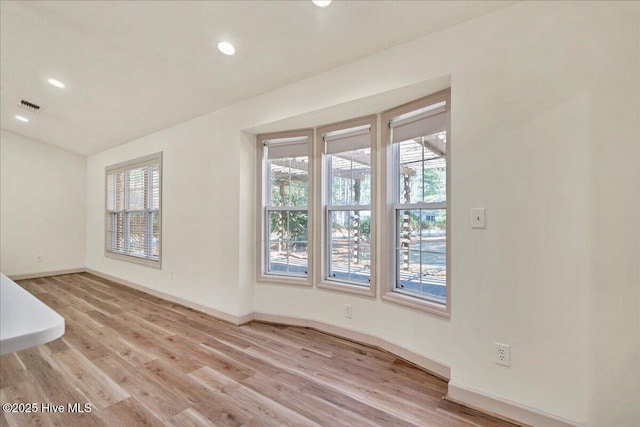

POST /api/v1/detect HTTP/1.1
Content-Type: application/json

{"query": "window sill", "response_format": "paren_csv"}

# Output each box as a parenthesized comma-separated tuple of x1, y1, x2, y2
(258, 274, 312, 287)
(105, 251, 161, 269)
(318, 280, 375, 298)
(381, 290, 450, 318)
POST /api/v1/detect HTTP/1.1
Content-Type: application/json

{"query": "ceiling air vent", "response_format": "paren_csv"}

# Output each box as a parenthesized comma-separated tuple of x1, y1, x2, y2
(18, 99, 41, 113)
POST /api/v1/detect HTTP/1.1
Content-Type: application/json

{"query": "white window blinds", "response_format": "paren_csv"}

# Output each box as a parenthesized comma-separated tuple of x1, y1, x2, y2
(390, 102, 447, 145)
(265, 136, 309, 159)
(106, 152, 162, 265)
(323, 125, 371, 154)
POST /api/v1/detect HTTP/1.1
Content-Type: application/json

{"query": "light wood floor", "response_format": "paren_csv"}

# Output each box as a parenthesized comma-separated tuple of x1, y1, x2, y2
(1, 273, 520, 427)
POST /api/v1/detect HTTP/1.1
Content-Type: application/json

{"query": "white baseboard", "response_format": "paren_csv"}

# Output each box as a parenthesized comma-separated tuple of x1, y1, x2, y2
(253, 311, 451, 380)
(85, 268, 254, 326)
(446, 382, 584, 427)
(9, 268, 86, 281)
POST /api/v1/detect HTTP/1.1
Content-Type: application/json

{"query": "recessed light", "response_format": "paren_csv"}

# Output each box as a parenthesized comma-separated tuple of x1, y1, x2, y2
(312, 0, 332, 7)
(48, 78, 65, 88)
(15, 115, 29, 123)
(217, 42, 235, 56)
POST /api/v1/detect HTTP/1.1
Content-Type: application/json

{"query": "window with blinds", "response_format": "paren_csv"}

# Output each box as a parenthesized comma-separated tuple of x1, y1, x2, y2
(389, 96, 448, 305)
(105, 152, 162, 267)
(321, 121, 374, 290)
(261, 134, 310, 279)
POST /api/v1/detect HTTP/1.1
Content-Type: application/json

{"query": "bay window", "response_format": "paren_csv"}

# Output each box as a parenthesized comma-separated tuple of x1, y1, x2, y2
(256, 88, 450, 316)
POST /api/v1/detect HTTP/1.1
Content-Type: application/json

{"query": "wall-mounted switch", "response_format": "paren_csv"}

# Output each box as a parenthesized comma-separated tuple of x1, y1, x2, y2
(471, 208, 486, 229)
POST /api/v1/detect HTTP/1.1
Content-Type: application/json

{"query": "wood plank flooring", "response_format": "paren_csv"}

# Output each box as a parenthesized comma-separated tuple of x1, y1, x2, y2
(0, 273, 521, 427)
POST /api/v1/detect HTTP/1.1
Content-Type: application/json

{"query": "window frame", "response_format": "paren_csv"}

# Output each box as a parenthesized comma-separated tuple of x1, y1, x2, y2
(104, 151, 163, 268)
(256, 129, 314, 287)
(381, 89, 451, 317)
(315, 116, 377, 298)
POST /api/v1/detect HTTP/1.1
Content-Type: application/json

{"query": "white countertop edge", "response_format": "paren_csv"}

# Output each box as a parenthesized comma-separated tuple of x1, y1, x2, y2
(0, 322, 65, 355)
(0, 272, 66, 356)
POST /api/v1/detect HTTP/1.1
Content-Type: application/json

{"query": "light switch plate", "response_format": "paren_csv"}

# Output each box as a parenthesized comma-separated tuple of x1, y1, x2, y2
(471, 208, 486, 229)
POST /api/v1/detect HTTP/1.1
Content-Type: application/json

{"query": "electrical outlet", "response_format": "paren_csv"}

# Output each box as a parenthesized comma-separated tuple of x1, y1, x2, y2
(495, 343, 510, 366)
(36, 255, 43, 263)
(344, 304, 353, 319)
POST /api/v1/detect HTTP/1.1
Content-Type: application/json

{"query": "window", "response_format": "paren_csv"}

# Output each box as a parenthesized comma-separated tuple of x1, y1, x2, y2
(382, 90, 450, 315)
(257, 130, 312, 284)
(255, 89, 450, 315)
(316, 117, 376, 296)
(106, 152, 162, 267)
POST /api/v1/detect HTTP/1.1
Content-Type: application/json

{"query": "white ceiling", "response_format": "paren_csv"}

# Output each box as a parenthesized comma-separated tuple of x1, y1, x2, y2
(0, 0, 512, 156)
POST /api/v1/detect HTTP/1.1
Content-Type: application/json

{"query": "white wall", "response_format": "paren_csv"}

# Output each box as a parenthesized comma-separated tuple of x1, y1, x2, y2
(84, 2, 639, 426)
(86, 115, 247, 314)
(0, 129, 86, 276)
